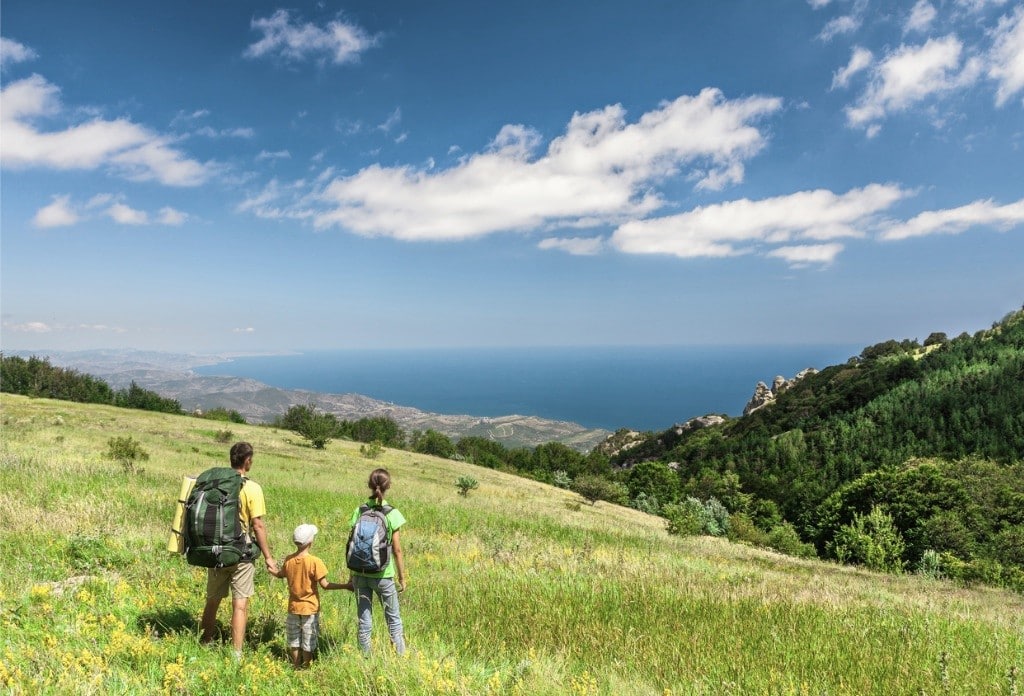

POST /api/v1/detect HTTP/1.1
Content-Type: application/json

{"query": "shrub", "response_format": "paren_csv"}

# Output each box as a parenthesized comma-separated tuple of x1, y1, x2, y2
(703, 497, 731, 537)
(455, 476, 479, 497)
(360, 441, 384, 459)
(829, 506, 906, 573)
(571, 476, 628, 506)
(215, 429, 233, 443)
(297, 408, 339, 450)
(105, 436, 149, 474)
(663, 501, 702, 536)
(916, 549, 944, 579)
(766, 522, 817, 559)
(203, 407, 246, 424)
(552, 470, 573, 489)
(727, 512, 769, 546)
(630, 492, 661, 516)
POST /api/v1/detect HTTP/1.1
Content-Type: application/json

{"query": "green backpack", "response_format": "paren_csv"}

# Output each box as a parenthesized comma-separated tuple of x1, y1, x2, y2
(183, 467, 254, 568)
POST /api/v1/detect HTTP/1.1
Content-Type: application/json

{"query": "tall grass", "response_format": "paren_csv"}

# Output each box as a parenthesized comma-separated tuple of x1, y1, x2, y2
(1, 393, 1021, 694)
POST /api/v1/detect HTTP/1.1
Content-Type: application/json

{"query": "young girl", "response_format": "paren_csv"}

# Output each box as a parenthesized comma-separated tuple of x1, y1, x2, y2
(346, 468, 408, 655)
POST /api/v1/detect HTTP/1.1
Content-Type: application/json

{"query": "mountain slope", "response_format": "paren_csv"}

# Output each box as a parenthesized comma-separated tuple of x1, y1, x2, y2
(1, 395, 1021, 694)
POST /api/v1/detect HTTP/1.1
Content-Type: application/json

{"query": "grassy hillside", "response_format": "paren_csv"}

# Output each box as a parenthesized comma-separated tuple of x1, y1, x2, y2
(1, 394, 1022, 694)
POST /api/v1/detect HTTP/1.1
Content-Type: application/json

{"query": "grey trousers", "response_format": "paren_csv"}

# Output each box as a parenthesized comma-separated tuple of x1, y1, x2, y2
(354, 575, 405, 655)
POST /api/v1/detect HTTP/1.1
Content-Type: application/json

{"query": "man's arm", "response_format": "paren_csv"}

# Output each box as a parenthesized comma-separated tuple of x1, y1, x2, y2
(251, 516, 276, 574)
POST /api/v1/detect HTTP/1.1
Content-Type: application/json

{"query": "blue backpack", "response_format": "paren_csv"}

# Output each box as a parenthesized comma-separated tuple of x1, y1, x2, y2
(346, 504, 393, 574)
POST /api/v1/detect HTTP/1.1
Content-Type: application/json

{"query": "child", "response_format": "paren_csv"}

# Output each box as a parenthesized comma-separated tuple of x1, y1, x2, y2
(345, 468, 408, 655)
(271, 523, 350, 668)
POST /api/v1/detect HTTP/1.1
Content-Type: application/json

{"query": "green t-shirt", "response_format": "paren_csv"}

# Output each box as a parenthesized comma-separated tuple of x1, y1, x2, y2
(349, 499, 406, 578)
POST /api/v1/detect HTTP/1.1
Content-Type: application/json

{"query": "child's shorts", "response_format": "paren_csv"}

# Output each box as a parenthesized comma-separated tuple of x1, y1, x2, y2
(286, 612, 320, 652)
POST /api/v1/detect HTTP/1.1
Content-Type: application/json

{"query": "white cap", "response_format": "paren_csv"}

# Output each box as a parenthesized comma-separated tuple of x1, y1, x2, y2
(293, 523, 318, 545)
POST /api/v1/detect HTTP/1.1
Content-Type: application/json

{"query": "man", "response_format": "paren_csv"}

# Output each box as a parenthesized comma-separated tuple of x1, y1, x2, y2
(199, 441, 277, 658)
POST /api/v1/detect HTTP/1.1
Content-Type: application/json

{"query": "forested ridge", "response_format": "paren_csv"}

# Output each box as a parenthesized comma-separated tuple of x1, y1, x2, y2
(611, 305, 1024, 588)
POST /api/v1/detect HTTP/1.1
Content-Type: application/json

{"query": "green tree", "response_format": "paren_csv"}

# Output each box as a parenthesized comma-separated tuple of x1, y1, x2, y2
(295, 406, 339, 449)
(412, 429, 455, 458)
(626, 461, 680, 506)
(572, 475, 628, 506)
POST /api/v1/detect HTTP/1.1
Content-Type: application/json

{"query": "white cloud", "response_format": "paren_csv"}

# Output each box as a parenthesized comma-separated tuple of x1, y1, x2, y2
(956, 0, 1008, 13)
(196, 125, 254, 138)
(809, 0, 833, 8)
(377, 108, 401, 133)
(106, 203, 149, 225)
(31, 193, 188, 228)
(610, 184, 908, 261)
(157, 207, 188, 225)
(233, 327, 256, 333)
(0, 37, 37, 70)
(244, 9, 378, 65)
(817, 0, 868, 42)
(880, 198, 1024, 239)
(767, 243, 845, 266)
(832, 47, 875, 90)
(905, 1, 938, 34)
(819, 14, 862, 42)
(989, 6, 1024, 106)
(538, 236, 606, 256)
(257, 149, 291, 160)
(305, 89, 782, 241)
(32, 195, 80, 228)
(0, 75, 212, 186)
(5, 321, 52, 333)
(86, 193, 115, 209)
(845, 36, 983, 130)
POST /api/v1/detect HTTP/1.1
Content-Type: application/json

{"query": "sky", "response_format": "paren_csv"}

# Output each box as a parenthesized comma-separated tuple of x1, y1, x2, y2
(1, 0, 1023, 354)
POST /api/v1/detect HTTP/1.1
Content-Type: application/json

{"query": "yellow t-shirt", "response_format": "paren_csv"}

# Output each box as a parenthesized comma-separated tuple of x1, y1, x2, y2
(282, 554, 328, 615)
(239, 479, 266, 537)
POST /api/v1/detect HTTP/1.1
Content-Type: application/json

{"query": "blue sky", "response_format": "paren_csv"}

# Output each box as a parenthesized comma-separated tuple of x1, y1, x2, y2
(2, 0, 1022, 353)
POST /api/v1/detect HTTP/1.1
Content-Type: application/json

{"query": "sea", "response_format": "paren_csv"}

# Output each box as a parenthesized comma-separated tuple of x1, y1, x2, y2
(194, 345, 863, 432)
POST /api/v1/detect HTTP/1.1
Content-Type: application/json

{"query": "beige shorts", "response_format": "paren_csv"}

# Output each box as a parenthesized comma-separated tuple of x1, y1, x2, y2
(206, 562, 256, 601)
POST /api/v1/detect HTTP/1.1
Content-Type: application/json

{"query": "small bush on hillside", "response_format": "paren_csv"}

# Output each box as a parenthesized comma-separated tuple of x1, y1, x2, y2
(572, 475, 628, 506)
(766, 522, 817, 559)
(830, 505, 905, 573)
(215, 429, 233, 443)
(105, 436, 149, 474)
(202, 407, 246, 424)
(455, 476, 480, 497)
(916, 549, 945, 579)
(664, 497, 732, 537)
(360, 441, 384, 459)
(552, 470, 572, 489)
(663, 501, 702, 536)
(297, 408, 339, 450)
(727, 512, 770, 546)
(631, 492, 661, 516)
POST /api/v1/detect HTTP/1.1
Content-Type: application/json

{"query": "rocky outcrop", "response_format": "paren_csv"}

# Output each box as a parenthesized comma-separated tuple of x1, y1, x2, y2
(742, 368, 818, 415)
(672, 414, 726, 434)
(594, 428, 647, 458)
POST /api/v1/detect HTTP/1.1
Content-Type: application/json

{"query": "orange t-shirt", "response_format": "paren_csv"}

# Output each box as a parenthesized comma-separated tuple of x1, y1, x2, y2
(282, 554, 328, 615)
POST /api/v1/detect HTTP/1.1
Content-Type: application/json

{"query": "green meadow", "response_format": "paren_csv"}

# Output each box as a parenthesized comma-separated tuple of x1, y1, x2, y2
(1, 394, 1021, 695)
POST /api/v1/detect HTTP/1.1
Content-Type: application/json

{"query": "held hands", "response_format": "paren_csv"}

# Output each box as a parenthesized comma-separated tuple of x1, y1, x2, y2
(265, 558, 278, 575)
